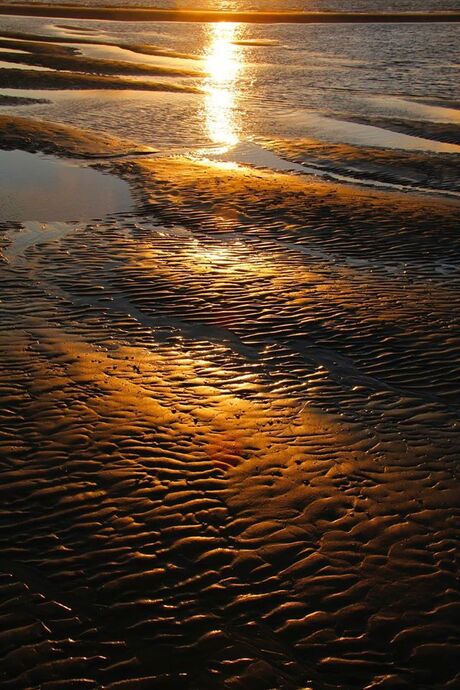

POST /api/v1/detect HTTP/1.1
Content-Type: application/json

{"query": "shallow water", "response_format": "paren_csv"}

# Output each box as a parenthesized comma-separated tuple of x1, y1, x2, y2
(1, 16, 459, 172)
(0, 149, 132, 220)
(275, 110, 460, 153)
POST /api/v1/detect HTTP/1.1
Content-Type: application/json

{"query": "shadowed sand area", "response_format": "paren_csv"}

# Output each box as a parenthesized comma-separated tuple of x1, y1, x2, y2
(0, 10, 459, 690)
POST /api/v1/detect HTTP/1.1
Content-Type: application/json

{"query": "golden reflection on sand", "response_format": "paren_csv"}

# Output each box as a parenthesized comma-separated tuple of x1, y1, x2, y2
(203, 22, 242, 150)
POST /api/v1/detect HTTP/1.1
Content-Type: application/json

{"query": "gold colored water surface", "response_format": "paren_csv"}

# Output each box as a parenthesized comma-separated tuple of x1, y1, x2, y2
(203, 22, 243, 150)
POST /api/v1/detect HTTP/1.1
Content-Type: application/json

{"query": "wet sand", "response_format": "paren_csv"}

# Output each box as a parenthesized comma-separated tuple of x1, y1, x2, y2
(0, 68, 200, 92)
(0, 92, 47, 105)
(0, 13, 459, 690)
(0, 113, 155, 156)
(1, 119, 459, 689)
(257, 137, 460, 193)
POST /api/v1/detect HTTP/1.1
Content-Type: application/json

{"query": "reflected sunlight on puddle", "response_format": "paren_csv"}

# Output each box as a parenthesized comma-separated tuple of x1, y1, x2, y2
(203, 22, 243, 151)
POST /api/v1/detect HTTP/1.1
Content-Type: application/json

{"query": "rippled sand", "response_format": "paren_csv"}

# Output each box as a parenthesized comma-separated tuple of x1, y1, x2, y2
(0, 12, 459, 690)
(0, 134, 459, 688)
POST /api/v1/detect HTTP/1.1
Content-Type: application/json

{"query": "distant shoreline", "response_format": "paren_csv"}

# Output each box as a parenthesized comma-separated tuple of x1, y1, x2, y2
(0, 3, 459, 23)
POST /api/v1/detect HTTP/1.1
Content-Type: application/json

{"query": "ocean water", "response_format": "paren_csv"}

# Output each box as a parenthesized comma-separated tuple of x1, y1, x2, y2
(5, 0, 460, 9)
(1, 13, 459, 189)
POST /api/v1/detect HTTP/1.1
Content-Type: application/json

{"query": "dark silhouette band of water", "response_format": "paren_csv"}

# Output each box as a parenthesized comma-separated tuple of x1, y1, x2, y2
(0, 4, 459, 23)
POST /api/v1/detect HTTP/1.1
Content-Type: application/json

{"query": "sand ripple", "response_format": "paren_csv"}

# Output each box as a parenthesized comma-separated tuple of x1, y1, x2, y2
(0, 152, 459, 688)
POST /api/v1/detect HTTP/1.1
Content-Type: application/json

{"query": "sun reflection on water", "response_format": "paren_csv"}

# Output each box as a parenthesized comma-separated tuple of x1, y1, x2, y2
(204, 22, 242, 151)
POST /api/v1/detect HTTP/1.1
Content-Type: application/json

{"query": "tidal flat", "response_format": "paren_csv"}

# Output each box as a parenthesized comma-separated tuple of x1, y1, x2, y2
(0, 5, 459, 690)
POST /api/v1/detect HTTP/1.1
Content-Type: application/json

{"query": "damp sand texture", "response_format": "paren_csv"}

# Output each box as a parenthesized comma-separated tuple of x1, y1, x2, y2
(0, 9, 459, 690)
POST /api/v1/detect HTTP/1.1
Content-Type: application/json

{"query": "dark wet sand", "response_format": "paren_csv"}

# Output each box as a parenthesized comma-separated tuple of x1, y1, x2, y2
(0, 93, 47, 105)
(0, 113, 156, 156)
(259, 137, 460, 193)
(0, 31, 200, 61)
(0, 15, 459, 689)
(0, 118, 459, 688)
(0, 50, 202, 77)
(0, 67, 200, 91)
(1, 4, 460, 23)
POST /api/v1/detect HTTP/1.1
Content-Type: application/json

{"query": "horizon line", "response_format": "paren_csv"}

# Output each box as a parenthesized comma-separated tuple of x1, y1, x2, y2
(0, 3, 460, 24)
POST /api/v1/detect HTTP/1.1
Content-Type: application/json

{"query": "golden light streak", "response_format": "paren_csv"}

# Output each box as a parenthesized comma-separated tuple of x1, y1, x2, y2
(203, 22, 242, 150)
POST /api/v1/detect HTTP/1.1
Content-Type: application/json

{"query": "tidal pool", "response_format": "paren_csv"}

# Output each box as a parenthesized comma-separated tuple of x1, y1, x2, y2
(0, 149, 132, 221)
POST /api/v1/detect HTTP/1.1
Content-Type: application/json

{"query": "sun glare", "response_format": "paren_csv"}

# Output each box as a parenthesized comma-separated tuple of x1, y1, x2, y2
(203, 22, 242, 150)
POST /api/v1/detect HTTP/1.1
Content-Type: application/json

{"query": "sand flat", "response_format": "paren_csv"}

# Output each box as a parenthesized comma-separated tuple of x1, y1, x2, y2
(0, 11, 459, 690)
(1, 142, 459, 687)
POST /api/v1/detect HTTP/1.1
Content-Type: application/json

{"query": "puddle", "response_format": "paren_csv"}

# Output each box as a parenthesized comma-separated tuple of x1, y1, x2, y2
(75, 42, 199, 72)
(279, 110, 460, 154)
(0, 149, 132, 221)
(367, 95, 460, 124)
(200, 141, 312, 173)
(196, 141, 460, 199)
(3, 220, 75, 262)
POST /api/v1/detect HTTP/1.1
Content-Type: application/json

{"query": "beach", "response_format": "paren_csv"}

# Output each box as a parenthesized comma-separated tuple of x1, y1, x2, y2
(0, 5, 459, 689)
